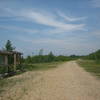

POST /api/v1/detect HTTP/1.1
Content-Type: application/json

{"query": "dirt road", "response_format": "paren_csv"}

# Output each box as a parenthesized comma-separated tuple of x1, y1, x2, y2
(0, 61, 100, 100)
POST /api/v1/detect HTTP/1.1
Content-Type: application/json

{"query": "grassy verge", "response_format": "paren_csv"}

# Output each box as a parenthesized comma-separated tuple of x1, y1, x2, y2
(0, 61, 64, 95)
(22, 61, 64, 71)
(0, 77, 23, 94)
(77, 59, 100, 78)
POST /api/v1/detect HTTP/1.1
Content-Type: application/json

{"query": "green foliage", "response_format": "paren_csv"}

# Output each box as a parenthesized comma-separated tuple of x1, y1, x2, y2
(47, 51, 55, 62)
(0, 65, 17, 74)
(0, 62, 63, 95)
(82, 49, 100, 61)
(54, 55, 70, 61)
(22, 62, 63, 71)
(4, 40, 15, 65)
(39, 49, 43, 55)
(4, 40, 15, 51)
(24, 51, 79, 64)
(78, 60, 100, 78)
(0, 66, 8, 74)
(0, 40, 17, 74)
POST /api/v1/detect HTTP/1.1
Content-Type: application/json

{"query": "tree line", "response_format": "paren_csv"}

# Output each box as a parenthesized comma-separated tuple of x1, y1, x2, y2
(24, 54, 77, 64)
(0, 40, 79, 64)
(83, 49, 100, 61)
(1, 40, 100, 64)
(0, 40, 100, 76)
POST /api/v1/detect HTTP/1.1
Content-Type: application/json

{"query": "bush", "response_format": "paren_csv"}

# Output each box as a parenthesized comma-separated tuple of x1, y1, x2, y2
(0, 66, 8, 74)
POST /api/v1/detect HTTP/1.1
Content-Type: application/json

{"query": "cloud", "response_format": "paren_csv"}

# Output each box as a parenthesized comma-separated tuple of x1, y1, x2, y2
(57, 11, 87, 22)
(91, 0, 100, 8)
(17, 35, 100, 56)
(0, 8, 15, 17)
(20, 10, 85, 31)
(0, 25, 39, 34)
(90, 30, 100, 37)
(0, 8, 86, 33)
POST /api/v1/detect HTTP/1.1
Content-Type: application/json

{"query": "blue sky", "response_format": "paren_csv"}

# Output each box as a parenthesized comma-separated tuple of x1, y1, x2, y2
(0, 0, 100, 56)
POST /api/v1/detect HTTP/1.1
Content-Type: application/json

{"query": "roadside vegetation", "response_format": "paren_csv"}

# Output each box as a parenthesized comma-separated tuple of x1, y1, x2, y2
(78, 60, 100, 78)
(0, 40, 77, 95)
(0, 61, 63, 95)
(0, 40, 100, 99)
(0, 40, 100, 96)
(77, 49, 100, 78)
(24, 49, 79, 64)
(22, 61, 64, 71)
(0, 40, 79, 75)
(0, 40, 76, 95)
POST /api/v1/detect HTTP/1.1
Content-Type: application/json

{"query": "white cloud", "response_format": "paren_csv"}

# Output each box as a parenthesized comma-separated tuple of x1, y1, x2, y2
(0, 8, 15, 17)
(57, 11, 87, 22)
(91, 0, 100, 8)
(19, 10, 85, 31)
(90, 30, 100, 37)
(0, 25, 39, 34)
(17, 36, 100, 56)
(0, 8, 86, 33)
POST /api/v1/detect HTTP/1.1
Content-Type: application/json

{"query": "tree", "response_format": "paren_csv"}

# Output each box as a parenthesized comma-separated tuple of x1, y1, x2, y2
(4, 40, 15, 66)
(26, 56, 32, 63)
(39, 49, 43, 56)
(5, 40, 15, 51)
(48, 51, 54, 62)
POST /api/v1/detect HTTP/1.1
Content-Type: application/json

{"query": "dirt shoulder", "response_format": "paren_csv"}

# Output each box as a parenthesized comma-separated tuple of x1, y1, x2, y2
(0, 61, 100, 100)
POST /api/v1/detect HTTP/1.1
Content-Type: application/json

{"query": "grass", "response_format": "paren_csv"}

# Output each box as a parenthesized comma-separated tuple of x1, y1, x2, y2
(0, 61, 64, 95)
(0, 77, 23, 94)
(22, 61, 64, 71)
(77, 59, 100, 78)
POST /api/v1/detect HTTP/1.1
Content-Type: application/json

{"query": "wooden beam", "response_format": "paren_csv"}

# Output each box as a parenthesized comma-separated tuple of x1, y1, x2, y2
(17, 54, 19, 64)
(18, 54, 21, 64)
(4, 55, 8, 65)
(14, 54, 16, 71)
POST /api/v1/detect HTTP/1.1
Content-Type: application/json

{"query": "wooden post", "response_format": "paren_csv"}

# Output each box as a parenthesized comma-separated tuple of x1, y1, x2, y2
(17, 54, 20, 64)
(4, 55, 8, 65)
(4, 55, 9, 73)
(14, 54, 16, 71)
(19, 54, 21, 64)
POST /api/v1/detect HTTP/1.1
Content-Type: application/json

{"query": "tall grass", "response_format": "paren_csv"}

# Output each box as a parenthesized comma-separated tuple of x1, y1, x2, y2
(77, 60, 100, 78)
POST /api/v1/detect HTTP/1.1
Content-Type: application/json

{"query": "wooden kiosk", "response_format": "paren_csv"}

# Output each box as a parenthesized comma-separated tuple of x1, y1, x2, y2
(0, 50, 22, 72)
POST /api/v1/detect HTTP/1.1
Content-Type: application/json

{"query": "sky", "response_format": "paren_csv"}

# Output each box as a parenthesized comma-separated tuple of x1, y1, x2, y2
(0, 0, 100, 56)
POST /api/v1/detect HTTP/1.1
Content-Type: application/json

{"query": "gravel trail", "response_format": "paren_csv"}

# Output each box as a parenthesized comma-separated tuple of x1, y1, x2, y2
(1, 61, 100, 100)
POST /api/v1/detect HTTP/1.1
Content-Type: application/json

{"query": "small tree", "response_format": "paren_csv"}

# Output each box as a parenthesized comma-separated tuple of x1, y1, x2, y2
(26, 56, 32, 63)
(5, 40, 15, 51)
(48, 51, 55, 62)
(4, 40, 15, 67)
(39, 49, 43, 56)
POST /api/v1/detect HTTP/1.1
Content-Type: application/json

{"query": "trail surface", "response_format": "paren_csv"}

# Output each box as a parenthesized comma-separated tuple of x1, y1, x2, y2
(0, 61, 100, 100)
